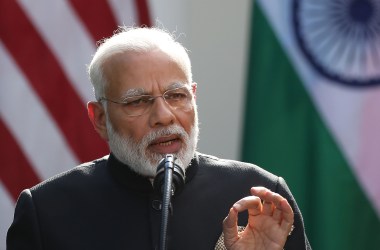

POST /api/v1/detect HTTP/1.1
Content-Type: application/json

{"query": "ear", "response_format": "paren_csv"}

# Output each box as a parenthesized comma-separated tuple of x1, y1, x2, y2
(191, 82, 197, 100)
(87, 101, 109, 141)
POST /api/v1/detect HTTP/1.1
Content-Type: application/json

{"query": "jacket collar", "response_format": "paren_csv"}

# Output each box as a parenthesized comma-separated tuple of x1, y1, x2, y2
(107, 153, 199, 194)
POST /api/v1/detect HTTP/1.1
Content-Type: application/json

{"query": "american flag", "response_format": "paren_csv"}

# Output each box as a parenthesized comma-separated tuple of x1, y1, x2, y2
(0, 0, 150, 248)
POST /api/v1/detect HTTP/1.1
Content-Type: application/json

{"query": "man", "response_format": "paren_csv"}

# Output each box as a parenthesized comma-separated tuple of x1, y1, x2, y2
(7, 27, 311, 249)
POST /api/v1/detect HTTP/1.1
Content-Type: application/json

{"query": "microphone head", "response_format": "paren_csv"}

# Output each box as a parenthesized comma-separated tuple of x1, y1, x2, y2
(171, 161, 185, 195)
(153, 155, 185, 197)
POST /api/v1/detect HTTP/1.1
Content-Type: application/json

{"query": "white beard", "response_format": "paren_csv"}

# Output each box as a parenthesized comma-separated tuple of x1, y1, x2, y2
(105, 113, 199, 178)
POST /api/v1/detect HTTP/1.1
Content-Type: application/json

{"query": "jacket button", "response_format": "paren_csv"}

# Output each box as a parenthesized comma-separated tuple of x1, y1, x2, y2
(152, 200, 162, 210)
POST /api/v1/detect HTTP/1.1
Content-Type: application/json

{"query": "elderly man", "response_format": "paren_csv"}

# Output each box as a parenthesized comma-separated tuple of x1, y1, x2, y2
(7, 27, 311, 249)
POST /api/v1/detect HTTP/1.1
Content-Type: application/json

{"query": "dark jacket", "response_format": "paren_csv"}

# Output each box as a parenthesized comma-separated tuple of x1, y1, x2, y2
(7, 152, 311, 249)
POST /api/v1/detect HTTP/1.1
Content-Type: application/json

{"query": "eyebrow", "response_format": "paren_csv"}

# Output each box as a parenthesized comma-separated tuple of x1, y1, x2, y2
(120, 81, 189, 99)
(168, 81, 188, 90)
(120, 88, 145, 100)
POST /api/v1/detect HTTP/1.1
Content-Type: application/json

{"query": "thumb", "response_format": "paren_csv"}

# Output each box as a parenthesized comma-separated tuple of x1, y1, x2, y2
(222, 206, 239, 248)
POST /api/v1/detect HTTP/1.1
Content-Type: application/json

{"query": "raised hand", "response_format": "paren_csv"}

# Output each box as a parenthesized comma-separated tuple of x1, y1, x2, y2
(222, 187, 294, 250)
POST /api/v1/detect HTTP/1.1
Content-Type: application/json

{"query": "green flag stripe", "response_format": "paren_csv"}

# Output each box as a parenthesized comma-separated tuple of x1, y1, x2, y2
(242, 3, 380, 249)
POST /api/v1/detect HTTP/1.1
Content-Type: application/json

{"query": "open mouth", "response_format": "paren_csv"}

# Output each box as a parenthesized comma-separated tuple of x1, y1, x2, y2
(149, 135, 182, 154)
(156, 139, 177, 146)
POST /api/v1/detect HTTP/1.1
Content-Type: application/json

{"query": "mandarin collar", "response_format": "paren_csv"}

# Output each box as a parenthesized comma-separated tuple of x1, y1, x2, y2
(107, 153, 199, 194)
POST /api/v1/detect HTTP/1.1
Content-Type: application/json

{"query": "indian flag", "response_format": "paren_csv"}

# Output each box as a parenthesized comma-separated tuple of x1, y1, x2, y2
(242, 0, 380, 249)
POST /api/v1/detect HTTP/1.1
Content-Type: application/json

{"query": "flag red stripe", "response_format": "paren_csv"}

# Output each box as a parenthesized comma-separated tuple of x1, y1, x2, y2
(68, 0, 118, 42)
(0, 1, 108, 163)
(0, 119, 41, 201)
(134, 0, 152, 26)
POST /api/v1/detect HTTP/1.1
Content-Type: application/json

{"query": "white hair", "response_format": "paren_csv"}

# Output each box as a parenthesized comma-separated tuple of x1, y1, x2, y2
(88, 26, 193, 100)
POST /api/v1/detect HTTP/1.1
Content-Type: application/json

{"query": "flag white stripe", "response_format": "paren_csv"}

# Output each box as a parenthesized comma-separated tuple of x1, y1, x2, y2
(0, 183, 14, 250)
(0, 42, 79, 179)
(17, 0, 97, 104)
(108, 0, 137, 26)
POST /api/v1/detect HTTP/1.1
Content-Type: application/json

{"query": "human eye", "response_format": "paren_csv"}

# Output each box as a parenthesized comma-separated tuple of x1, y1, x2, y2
(125, 95, 151, 107)
(165, 88, 188, 101)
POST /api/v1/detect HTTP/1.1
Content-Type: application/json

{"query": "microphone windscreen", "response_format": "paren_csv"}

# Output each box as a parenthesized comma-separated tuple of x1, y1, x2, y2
(172, 162, 185, 195)
(153, 155, 185, 197)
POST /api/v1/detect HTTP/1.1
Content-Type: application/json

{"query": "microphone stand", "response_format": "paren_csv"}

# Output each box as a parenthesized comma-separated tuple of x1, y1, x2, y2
(153, 154, 185, 250)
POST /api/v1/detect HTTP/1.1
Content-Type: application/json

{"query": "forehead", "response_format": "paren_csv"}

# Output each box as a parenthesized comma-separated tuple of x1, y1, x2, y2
(103, 50, 189, 96)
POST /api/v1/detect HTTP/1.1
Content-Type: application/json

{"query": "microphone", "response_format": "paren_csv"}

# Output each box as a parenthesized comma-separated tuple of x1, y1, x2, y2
(153, 154, 185, 250)
(153, 154, 185, 197)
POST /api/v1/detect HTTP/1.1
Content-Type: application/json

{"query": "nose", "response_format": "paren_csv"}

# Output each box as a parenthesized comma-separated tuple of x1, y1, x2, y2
(149, 96, 175, 127)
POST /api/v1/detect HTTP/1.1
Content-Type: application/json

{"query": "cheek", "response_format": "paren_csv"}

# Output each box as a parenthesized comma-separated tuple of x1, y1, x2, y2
(108, 111, 148, 142)
(128, 126, 149, 142)
(176, 110, 196, 134)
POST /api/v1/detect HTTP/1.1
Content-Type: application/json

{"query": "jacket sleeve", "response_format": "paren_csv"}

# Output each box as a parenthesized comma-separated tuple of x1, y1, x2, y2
(276, 177, 312, 250)
(7, 189, 43, 250)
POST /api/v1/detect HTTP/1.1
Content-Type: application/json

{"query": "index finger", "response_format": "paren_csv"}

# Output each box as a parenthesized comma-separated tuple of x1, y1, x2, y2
(250, 187, 284, 207)
(233, 195, 263, 215)
(250, 187, 294, 219)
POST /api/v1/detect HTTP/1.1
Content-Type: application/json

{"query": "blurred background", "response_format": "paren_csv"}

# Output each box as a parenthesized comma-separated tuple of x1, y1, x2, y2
(1, 0, 379, 249)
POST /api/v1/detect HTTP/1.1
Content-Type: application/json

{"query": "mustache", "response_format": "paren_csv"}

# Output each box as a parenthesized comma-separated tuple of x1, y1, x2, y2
(142, 124, 189, 146)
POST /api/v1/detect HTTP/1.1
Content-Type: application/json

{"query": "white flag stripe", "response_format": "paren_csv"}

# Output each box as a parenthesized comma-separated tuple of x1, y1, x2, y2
(312, 81, 363, 163)
(17, 0, 97, 104)
(0, 183, 14, 250)
(0, 42, 79, 179)
(258, 0, 380, 216)
(108, 0, 137, 27)
(356, 91, 380, 210)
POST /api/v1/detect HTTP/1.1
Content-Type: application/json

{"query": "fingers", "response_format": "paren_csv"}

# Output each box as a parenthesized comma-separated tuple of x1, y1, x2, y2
(262, 200, 274, 216)
(222, 196, 263, 248)
(250, 186, 294, 224)
(233, 196, 263, 216)
(279, 199, 295, 233)
(223, 186, 295, 247)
